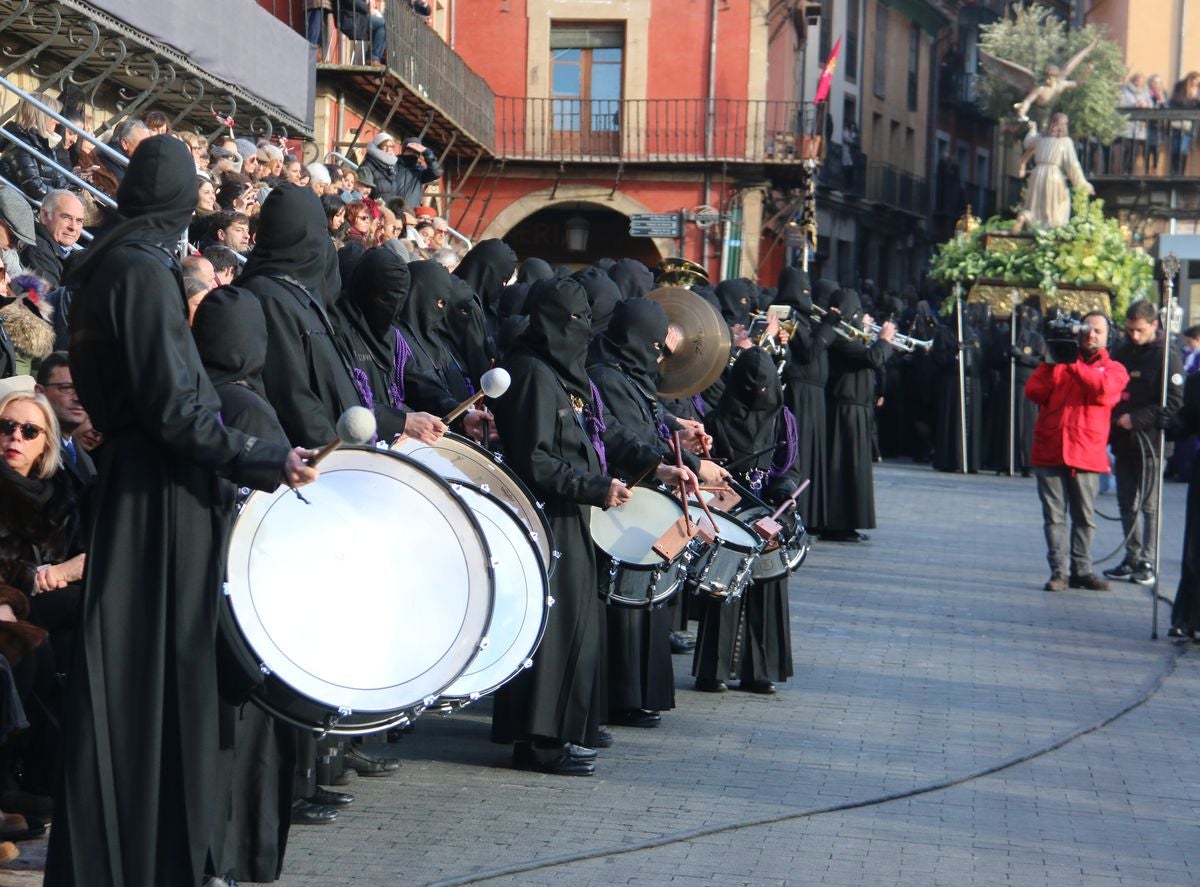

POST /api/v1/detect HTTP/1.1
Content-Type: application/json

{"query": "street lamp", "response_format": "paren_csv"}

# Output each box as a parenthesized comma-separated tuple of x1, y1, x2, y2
(565, 215, 590, 253)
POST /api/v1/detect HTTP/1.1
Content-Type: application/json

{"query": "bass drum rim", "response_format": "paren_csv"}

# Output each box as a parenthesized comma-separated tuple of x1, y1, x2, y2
(392, 434, 557, 576)
(222, 447, 494, 735)
(436, 482, 552, 708)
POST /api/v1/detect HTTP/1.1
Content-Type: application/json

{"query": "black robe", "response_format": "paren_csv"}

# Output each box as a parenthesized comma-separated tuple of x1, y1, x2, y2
(192, 285, 298, 885)
(453, 237, 517, 367)
(46, 136, 290, 887)
(982, 319, 1045, 472)
(931, 322, 984, 473)
(396, 260, 469, 417)
(489, 278, 659, 746)
(587, 298, 678, 715)
(694, 349, 797, 685)
(1170, 373, 1200, 634)
(777, 272, 838, 530)
(824, 291, 895, 532)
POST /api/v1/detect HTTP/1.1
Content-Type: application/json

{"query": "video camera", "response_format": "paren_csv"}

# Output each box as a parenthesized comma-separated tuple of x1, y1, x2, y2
(1044, 315, 1087, 365)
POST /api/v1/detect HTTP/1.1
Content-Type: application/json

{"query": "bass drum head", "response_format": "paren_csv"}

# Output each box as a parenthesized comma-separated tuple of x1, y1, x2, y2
(392, 434, 555, 574)
(590, 487, 684, 566)
(224, 447, 494, 734)
(439, 483, 550, 705)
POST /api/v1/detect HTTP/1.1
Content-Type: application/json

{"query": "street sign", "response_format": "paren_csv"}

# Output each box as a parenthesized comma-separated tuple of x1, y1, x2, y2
(629, 213, 681, 238)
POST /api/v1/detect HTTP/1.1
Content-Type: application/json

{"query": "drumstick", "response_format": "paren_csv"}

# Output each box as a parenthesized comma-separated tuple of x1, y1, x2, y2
(442, 368, 512, 424)
(769, 478, 810, 521)
(672, 431, 692, 532)
(310, 406, 377, 466)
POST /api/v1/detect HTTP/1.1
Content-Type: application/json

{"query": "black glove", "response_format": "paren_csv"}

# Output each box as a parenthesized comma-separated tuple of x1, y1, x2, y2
(1155, 407, 1175, 430)
(819, 306, 840, 326)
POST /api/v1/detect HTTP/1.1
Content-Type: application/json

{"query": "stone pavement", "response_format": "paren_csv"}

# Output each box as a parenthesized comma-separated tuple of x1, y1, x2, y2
(5, 461, 1198, 886)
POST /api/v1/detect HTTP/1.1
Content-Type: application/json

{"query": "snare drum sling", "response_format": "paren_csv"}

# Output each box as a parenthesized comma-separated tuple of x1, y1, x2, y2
(694, 349, 798, 688)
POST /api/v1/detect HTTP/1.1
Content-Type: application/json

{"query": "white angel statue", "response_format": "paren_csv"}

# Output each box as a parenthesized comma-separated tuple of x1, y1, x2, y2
(980, 38, 1100, 121)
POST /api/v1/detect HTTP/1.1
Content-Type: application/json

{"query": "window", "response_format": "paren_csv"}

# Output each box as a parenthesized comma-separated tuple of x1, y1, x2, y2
(819, 0, 833, 63)
(550, 23, 624, 154)
(873, 3, 888, 99)
(907, 24, 920, 111)
(845, 0, 859, 83)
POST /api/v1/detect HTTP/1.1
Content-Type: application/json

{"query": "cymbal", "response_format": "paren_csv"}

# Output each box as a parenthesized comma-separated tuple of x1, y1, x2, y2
(647, 286, 731, 398)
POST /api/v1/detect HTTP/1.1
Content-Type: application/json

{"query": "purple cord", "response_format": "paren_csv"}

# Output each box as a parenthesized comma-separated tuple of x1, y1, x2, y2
(656, 420, 672, 442)
(391, 329, 412, 408)
(351, 368, 374, 411)
(769, 407, 798, 478)
(586, 381, 608, 474)
(691, 394, 706, 417)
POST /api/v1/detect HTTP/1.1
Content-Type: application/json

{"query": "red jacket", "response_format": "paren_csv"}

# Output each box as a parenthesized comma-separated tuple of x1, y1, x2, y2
(1024, 348, 1129, 472)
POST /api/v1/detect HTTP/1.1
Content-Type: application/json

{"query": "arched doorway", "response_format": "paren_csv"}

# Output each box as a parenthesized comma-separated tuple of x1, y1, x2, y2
(502, 202, 662, 269)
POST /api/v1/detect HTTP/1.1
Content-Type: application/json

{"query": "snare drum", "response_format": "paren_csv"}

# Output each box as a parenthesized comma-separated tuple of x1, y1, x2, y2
(590, 487, 690, 608)
(437, 483, 551, 709)
(685, 506, 761, 601)
(222, 448, 494, 735)
(392, 434, 555, 574)
(735, 505, 809, 581)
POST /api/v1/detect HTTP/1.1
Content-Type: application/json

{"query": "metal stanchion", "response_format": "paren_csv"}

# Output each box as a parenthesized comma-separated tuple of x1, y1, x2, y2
(1151, 253, 1182, 640)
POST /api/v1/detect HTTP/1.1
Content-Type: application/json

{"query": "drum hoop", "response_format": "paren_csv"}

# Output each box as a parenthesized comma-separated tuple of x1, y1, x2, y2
(391, 434, 557, 575)
(225, 447, 494, 723)
(438, 482, 551, 703)
(591, 486, 684, 568)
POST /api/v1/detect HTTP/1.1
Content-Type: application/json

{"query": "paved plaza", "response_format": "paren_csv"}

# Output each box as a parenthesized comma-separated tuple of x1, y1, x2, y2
(6, 461, 1198, 886)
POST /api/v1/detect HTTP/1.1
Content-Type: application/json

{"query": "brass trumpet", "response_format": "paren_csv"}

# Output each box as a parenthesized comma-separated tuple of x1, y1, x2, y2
(862, 318, 933, 353)
(655, 257, 710, 290)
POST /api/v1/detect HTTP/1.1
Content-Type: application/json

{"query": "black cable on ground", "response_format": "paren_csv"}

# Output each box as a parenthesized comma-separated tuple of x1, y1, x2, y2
(426, 641, 1187, 887)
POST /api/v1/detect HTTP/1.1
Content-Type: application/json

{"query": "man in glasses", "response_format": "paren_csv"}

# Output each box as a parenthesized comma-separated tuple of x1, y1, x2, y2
(35, 351, 96, 489)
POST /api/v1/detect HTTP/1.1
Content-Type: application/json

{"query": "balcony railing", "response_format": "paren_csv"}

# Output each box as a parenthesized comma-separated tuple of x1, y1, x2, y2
(493, 97, 821, 164)
(818, 145, 866, 195)
(866, 162, 928, 215)
(1083, 109, 1200, 180)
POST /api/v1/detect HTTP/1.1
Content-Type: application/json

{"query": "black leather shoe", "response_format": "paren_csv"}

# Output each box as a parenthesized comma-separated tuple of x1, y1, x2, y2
(566, 742, 598, 760)
(820, 531, 869, 543)
(345, 745, 401, 776)
(694, 677, 727, 693)
(1068, 573, 1110, 591)
(531, 754, 595, 777)
(669, 631, 697, 654)
(1167, 626, 1192, 639)
(737, 680, 777, 695)
(592, 725, 614, 748)
(310, 787, 354, 807)
(610, 708, 661, 728)
(290, 799, 338, 825)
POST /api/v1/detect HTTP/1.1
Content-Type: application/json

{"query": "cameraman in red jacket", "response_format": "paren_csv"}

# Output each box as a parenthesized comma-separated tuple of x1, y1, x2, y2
(1025, 312, 1129, 592)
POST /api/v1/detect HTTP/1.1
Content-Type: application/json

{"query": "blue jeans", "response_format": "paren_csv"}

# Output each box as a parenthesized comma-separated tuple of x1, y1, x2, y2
(306, 9, 323, 46)
(370, 16, 386, 62)
(1035, 466, 1099, 578)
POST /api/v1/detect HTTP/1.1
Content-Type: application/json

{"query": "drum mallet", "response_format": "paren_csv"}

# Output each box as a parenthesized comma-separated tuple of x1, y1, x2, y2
(752, 478, 810, 543)
(442, 368, 512, 424)
(309, 406, 378, 466)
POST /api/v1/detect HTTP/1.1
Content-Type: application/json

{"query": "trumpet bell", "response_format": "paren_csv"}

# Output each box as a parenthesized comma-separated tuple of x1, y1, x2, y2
(646, 286, 731, 398)
(655, 257, 710, 290)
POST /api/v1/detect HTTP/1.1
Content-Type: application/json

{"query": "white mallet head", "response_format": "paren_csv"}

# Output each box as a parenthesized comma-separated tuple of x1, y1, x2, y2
(480, 367, 512, 399)
(337, 405, 377, 445)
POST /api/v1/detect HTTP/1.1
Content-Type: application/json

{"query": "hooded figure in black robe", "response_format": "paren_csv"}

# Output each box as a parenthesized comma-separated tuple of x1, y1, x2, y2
(694, 348, 797, 691)
(333, 247, 413, 413)
(1168, 373, 1200, 636)
(898, 300, 940, 462)
(777, 272, 840, 531)
(607, 258, 654, 301)
(587, 298, 683, 720)
(191, 286, 297, 885)
(715, 278, 756, 330)
(489, 277, 661, 772)
(982, 305, 1045, 474)
(574, 265, 623, 337)
(451, 238, 516, 380)
(931, 306, 984, 473)
(439, 273, 483, 402)
(235, 184, 406, 448)
(394, 260, 467, 416)
(45, 136, 296, 887)
(823, 288, 895, 538)
(518, 256, 555, 284)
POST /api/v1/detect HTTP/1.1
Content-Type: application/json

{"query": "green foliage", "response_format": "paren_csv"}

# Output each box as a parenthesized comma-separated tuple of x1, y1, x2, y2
(929, 191, 1155, 317)
(977, 4, 1127, 144)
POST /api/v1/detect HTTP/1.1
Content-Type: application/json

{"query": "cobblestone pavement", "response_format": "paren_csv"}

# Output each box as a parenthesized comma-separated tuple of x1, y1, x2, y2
(5, 461, 1197, 886)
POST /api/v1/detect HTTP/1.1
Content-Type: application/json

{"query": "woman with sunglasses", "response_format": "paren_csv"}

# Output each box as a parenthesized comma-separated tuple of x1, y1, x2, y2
(0, 390, 83, 838)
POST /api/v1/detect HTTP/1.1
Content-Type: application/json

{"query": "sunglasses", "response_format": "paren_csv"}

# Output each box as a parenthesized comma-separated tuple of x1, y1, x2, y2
(0, 418, 45, 441)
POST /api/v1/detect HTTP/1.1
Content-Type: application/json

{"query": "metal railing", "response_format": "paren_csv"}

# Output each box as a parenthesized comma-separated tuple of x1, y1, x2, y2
(493, 97, 821, 164)
(819, 145, 866, 195)
(1084, 109, 1200, 179)
(866, 162, 927, 216)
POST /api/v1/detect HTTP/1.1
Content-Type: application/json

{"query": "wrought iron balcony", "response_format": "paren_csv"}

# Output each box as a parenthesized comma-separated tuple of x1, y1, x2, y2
(493, 97, 822, 164)
(866, 162, 928, 216)
(1083, 109, 1200, 181)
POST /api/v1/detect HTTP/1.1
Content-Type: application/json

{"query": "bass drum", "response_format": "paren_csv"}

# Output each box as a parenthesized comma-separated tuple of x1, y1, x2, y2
(392, 434, 556, 575)
(437, 483, 552, 709)
(222, 447, 494, 735)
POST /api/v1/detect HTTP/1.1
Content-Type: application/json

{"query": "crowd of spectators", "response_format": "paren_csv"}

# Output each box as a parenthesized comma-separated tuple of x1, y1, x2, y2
(1112, 70, 1200, 176)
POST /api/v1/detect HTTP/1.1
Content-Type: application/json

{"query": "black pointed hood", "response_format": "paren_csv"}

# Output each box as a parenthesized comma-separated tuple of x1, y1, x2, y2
(715, 278, 756, 327)
(453, 238, 518, 311)
(776, 267, 812, 314)
(590, 296, 669, 393)
(573, 266, 623, 336)
(192, 285, 268, 390)
(518, 276, 592, 396)
(607, 258, 654, 301)
(238, 183, 340, 303)
(398, 259, 452, 366)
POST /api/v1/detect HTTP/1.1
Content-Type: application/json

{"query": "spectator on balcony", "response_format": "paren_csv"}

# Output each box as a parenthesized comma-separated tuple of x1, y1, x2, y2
(208, 145, 242, 180)
(282, 155, 304, 184)
(306, 0, 333, 54)
(362, 132, 402, 203)
(234, 139, 262, 181)
(336, 0, 387, 67)
(256, 143, 285, 180)
(394, 137, 442, 211)
(306, 162, 333, 196)
(143, 111, 171, 138)
(23, 191, 84, 289)
(0, 93, 71, 202)
(1120, 73, 1151, 174)
(205, 209, 251, 254)
(76, 118, 150, 200)
(1169, 72, 1200, 176)
(323, 194, 347, 246)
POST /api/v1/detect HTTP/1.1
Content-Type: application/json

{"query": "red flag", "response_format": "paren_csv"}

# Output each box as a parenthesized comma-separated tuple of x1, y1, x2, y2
(814, 36, 842, 104)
